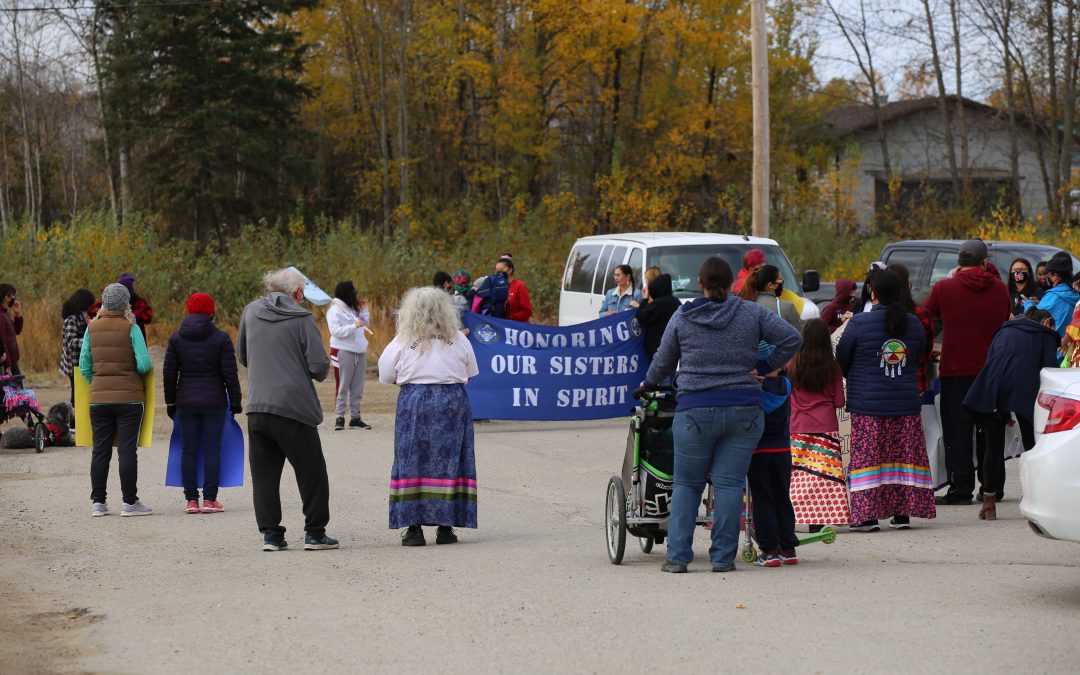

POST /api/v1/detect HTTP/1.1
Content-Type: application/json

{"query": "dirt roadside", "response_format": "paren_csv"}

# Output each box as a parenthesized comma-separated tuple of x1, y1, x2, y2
(0, 348, 398, 674)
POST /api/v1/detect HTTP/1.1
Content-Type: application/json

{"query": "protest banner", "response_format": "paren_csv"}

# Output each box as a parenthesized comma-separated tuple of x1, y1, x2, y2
(463, 311, 647, 421)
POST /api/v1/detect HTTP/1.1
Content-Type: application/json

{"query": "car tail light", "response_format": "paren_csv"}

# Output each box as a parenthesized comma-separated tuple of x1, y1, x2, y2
(1037, 391, 1080, 433)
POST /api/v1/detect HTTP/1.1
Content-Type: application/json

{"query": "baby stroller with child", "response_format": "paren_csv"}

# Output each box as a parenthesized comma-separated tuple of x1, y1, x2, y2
(605, 386, 713, 564)
(0, 373, 69, 453)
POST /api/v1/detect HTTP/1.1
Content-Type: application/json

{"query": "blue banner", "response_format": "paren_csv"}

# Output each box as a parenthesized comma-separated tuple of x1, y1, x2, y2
(463, 311, 647, 420)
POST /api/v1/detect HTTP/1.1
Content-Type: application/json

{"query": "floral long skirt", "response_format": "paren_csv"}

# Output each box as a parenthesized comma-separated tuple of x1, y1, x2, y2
(848, 413, 936, 523)
(789, 432, 851, 526)
(388, 383, 478, 529)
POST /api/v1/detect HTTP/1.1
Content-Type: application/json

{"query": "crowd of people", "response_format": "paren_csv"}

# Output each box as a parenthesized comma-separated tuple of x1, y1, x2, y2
(2, 238, 1076, 562)
(641, 240, 1078, 572)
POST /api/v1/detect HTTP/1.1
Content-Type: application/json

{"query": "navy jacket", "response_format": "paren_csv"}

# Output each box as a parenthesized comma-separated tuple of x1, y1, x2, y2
(963, 318, 1060, 419)
(836, 306, 926, 417)
(163, 314, 242, 411)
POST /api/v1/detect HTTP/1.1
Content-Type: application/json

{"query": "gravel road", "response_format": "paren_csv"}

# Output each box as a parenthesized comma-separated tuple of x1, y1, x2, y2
(2, 373, 1079, 674)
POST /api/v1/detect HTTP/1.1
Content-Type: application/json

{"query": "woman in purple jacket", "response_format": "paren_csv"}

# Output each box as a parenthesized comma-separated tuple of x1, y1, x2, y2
(163, 293, 242, 514)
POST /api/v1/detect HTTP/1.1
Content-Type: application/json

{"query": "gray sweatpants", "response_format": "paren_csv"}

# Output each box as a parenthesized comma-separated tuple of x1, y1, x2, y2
(334, 349, 367, 417)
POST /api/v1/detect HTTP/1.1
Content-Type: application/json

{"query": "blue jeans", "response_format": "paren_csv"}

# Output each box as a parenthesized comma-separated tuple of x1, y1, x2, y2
(178, 408, 227, 501)
(667, 405, 764, 566)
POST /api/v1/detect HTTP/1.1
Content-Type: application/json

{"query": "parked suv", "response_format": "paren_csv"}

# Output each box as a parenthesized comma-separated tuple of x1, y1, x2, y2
(558, 232, 820, 326)
(879, 240, 1080, 305)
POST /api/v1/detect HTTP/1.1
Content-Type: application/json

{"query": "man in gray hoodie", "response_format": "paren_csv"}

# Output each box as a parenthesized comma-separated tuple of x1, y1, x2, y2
(237, 268, 337, 551)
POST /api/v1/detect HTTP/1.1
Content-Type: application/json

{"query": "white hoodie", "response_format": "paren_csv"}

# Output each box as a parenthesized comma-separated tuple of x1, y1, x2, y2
(326, 299, 370, 354)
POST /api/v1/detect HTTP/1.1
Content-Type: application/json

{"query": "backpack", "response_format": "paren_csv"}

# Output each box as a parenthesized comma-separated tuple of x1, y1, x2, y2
(476, 272, 510, 318)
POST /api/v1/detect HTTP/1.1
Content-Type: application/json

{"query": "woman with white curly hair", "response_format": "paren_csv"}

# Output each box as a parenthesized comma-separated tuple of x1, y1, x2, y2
(378, 286, 479, 546)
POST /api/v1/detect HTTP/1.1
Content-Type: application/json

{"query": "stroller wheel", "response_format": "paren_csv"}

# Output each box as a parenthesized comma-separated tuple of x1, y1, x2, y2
(33, 422, 46, 454)
(605, 476, 627, 565)
(639, 536, 654, 554)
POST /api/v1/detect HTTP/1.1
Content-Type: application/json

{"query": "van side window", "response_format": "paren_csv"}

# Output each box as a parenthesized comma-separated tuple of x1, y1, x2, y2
(628, 248, 643, 290)
(884, 249, 927, 283)
(929, 251, 957, 286)
(597, 245, 627, 295)
(565, 244, 604, 293)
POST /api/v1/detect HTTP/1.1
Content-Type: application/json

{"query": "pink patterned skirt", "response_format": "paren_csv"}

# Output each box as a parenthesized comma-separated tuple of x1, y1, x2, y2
(848, 413, 936, 523)
(790, 432, 851, 526)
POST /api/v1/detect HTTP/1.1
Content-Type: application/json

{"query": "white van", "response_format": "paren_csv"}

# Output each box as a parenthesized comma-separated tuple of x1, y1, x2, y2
(558, 232, 820, 326)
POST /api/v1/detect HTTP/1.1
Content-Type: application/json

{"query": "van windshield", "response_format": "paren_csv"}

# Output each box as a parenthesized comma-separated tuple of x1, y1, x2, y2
(647, 244, 803, 298)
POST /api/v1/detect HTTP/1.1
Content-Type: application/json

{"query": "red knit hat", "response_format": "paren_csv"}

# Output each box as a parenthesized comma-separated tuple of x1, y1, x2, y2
(187, 292, 216, 316)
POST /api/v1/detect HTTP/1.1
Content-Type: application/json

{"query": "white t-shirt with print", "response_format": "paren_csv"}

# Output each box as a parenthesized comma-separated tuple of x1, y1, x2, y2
(377, 330, 479, 385)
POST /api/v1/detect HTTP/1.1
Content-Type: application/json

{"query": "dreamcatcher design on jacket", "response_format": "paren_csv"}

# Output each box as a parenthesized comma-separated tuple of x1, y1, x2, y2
(878, 338, 908, 378)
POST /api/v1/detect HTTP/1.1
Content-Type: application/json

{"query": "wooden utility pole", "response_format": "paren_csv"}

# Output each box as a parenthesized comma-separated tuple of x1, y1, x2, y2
(751, 0, 769, 238)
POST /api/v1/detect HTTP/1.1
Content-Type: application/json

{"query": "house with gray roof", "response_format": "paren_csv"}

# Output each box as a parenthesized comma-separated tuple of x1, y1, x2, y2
(822, 96, 1051, 228)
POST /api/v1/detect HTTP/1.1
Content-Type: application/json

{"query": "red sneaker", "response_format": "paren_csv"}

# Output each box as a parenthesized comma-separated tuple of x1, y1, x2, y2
(779, 548, 799, 565)
(185, 500, 201, 514)
(201, 500, 224, 513)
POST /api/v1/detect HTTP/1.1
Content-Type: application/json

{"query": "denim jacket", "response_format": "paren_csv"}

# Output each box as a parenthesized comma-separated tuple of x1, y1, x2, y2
(599, 286, 642, 317)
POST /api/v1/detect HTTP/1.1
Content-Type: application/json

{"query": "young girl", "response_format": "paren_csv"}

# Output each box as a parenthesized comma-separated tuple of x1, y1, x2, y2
(788, 319, 851, 531)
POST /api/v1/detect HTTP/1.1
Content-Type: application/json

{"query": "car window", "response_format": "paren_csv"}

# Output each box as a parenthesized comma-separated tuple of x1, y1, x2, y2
(929, 252, 956, 286)
(597, 245, 628, 295)
(646, 244, 802, 297)
(628, 248, 644, 291)
(564, 244, 604, 293)
(884, 249, 928, 283)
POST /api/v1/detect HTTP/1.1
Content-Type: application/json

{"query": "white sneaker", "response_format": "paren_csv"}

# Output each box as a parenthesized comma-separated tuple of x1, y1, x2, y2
(120, 500, 153, 517)
(91, 502, 109, 517)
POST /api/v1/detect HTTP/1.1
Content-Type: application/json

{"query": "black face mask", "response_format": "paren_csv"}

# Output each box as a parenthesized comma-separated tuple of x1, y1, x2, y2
(773, 282, 784, 296)
(1012, 271, 1029, 282)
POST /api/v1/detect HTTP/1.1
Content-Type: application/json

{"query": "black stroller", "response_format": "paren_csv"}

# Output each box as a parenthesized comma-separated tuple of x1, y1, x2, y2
(0, 373, 52, 453)
(605, 387, 713, 564)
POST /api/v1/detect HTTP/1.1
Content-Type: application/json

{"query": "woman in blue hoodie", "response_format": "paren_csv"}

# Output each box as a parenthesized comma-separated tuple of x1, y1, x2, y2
(163, 293, 242, 514)
(1033, 253, 1080, 338)
(645, 256, 801, 573)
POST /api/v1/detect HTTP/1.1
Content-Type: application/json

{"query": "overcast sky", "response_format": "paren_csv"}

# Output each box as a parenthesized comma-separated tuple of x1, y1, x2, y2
(807, 0, 1002, 104)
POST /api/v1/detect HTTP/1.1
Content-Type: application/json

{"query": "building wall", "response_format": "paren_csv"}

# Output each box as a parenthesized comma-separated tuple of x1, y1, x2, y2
(844, 107, 1050, 227)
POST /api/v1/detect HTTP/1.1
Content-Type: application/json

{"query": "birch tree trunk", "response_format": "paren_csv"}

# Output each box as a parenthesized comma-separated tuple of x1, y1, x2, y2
(921, 0, 962, 204)
(396, 0, 411, 229)
(950, 0, 970, 205)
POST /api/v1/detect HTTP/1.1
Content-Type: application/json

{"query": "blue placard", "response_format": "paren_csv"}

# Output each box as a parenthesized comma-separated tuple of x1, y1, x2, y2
(463, 311, 647, 420)
(165, 413, 246, 488)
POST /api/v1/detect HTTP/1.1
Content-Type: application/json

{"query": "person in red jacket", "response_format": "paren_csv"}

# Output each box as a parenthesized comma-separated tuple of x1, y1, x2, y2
(923, 239, 1011, 506)
(0, 283, 24, 375)
(495, 255, 533, 323)
(117, 273, 154, 340)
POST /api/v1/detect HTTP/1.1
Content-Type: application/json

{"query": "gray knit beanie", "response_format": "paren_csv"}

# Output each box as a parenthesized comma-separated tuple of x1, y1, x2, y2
(101, 283, 130, 311)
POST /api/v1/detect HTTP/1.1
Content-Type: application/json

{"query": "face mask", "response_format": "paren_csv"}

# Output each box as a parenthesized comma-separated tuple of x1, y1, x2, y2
(1012, 271, 1028, 282)
(774, 282, 784, 296)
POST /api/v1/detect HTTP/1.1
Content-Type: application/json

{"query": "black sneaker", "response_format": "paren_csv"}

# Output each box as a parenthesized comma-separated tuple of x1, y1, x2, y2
(889, 516, 911, 530)
(333, 417, 345, 431)
(935, 494, 973, 505)
(711, 562, 736, 573)
(349, 418, 372, 430)
(304, 533, 340, 550)
(262, 537, 288, 552)
(850, 520, 880, 532)
(401, 525, 426, 547)
(660, 560, 688, 573)
(435, 526, 458, 544)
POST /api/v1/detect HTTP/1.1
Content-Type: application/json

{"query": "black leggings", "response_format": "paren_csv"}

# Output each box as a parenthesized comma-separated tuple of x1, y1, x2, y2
(975, 412, 1035, 497)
